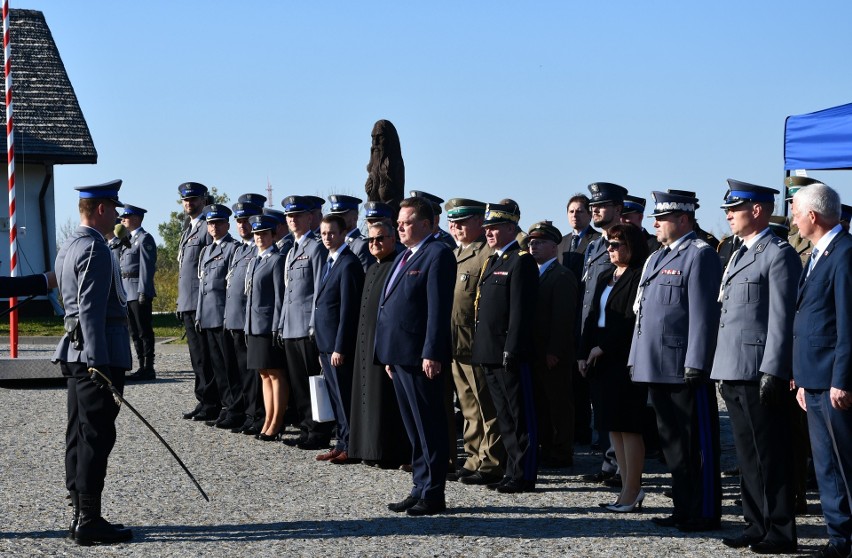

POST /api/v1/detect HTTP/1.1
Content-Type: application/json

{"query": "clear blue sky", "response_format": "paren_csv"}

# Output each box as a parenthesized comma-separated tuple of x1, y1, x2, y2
(19, 0, 852, 244)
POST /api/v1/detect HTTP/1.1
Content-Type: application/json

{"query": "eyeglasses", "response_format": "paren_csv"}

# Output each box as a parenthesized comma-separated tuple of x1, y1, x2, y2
(605, 241, 626, 250)
(368, 236, 387, 244)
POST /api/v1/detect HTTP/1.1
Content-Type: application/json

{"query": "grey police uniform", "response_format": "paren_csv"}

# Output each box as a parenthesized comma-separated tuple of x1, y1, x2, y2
(346, 229, 373, 272)
(710, 192, 801, 547)
(120, 226, 157, 376)
(54, 226, 132, 496)
(178, 216, 219, 418)
(278, 231, 332, 444)
(629, 229, 723, 528)
(120, 227, 156, 301)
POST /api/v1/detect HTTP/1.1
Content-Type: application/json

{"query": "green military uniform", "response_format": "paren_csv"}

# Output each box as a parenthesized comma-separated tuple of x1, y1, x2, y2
(446, 198, 505, 482)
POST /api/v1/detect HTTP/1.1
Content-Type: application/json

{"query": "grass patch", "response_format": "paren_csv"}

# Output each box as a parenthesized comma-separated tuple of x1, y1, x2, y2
(0, 313, 185, 339)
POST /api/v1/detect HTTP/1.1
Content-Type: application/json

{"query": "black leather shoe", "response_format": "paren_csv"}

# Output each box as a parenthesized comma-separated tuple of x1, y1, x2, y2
(204, 419, 218, 427)
(388, 496, 419, 513)
(215, 416, 244, 429)
(283, 436, 307, 447)
(182, 408, 202, 420)
(487, 476, 512, 490)
(651, 515, 682, 527)
(722, 534, 762, 548)
(297, 439, 330, 451)
(750, 540, 797, 554)
(192, 411, 220, 422)
(127, 368, 155, 381)
(580, 470, 615, 483)
(459, 471, 503, 486)
(75, 517, 133, 546)
(496, 479, 528, 494)
(406, 499, 447, 516)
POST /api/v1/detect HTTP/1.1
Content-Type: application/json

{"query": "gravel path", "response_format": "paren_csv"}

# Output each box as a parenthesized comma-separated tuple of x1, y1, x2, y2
(0, 340, 831, 557)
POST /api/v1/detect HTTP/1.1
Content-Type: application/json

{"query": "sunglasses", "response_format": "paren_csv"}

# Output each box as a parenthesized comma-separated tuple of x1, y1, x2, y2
(368, 236, 387, 244)
(605, 240, 626, 250)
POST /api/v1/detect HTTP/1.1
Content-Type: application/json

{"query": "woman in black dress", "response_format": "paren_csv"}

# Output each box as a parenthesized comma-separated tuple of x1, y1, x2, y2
(579, 223, 649, 512)
(348, 222, 410, 467)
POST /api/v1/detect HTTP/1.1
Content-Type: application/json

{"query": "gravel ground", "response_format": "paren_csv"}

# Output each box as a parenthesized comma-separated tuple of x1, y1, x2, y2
(0, 340, 832, 557)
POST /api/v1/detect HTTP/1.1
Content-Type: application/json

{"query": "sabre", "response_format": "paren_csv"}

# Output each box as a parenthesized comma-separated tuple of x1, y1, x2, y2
(88, 367, 210, 502)
(0, 295, 34, 318)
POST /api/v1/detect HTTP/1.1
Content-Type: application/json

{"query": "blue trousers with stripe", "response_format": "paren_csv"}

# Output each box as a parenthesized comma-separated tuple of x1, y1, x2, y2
(649, 382, 721, 523)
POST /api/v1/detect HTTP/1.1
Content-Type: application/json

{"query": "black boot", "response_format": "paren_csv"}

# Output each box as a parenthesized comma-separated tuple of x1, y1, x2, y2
(68, 490, 79, 540)
(128, 356, 155, 381)
(74, 493, 132, 546)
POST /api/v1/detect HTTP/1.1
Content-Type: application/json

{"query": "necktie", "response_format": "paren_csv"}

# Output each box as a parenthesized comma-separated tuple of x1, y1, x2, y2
(656, 246, 671, 266)
(732, 244, 747, 266)
(570, 234, 580, 251)
(385, 249, 412, 295)
(322, 256, 333, 282)
(807, 248, 819, 277)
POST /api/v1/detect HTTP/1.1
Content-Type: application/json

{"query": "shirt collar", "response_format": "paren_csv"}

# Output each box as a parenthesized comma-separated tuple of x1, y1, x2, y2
(496, 239, 518, 257)
(538, 257, 557, 275)
(813, 224, 843, 256)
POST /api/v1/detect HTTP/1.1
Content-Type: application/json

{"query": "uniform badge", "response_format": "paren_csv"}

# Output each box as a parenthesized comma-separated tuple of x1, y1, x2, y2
(459, 272, 469, 282)
(661, 269, 682, 275)
(494, 271, 509, 276)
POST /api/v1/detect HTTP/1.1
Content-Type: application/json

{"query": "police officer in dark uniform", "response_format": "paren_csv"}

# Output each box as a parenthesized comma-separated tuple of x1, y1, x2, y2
(629, 190, 723, 532)
(119, 204, 158, 381)
(304, 195, 326, 237)
(410, 190, 457, 249)
(472, 201, 539, 493)
(196, 204, 243, 430)
(263, 207, 294, 255)
(53, 180, 133, 545)
(711, 180, 800, 553)
(579, 182, 627, 483)
(177, 182, 218, 421)
(328, 194, 373, 271)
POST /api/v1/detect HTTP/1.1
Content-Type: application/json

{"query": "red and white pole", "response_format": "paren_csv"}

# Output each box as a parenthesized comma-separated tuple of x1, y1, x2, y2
(3, 0, 18, 358)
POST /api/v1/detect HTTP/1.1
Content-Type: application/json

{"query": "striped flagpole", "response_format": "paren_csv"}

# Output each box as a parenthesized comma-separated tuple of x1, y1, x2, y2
(3, 0, 18, 357)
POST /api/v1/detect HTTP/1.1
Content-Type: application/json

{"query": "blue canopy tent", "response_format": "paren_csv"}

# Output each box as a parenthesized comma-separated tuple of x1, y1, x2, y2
(785, 102, 852, 171)
(783, 102, 852, 214)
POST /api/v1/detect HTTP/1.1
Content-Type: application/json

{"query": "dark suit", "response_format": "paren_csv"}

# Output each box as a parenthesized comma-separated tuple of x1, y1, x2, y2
(711, 231, 800, 547)
(472, 242, 539, 485)
(556, 225, 600, 445)
(531, 259, 577, 462)
(0, 273, 49, 298)
(793, 228, 852, 553)
(314, 247, 365, 452)
(375, 237, 455, 503)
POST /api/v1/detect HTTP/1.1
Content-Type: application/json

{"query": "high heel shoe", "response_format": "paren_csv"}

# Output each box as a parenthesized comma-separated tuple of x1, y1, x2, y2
(605, 489, 645, 513)
(256, 432, 281, 442)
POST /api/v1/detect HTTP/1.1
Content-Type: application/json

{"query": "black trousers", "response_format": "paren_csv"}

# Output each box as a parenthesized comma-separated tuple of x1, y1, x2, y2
(205, 327, 244, 420)
(320, 353, 353, 451)
(63, 362, 125, 494)
(182, 311, 219, 414)
(721, 381, 796, 545)
(283, 337, 332, 442)
(649, 382, 721, 524)
(228, 329, 263, 427)
(127, 299, 155, 364)
(483, 363, 538, 483)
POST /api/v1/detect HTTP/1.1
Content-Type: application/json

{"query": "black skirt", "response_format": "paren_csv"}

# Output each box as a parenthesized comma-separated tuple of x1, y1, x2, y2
(246, 334, 285, 370)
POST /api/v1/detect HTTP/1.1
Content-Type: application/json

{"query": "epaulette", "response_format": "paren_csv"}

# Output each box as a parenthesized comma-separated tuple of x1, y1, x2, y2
(768, 235, 789, 248)
(691, 239, 710, 249)
(518, 250, 530, 256)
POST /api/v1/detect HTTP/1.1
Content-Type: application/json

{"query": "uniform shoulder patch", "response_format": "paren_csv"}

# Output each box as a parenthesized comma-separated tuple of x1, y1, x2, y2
(518, 250, 529, 256)
(768, 235, 789, 248)
(691, 239, 710, 249)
